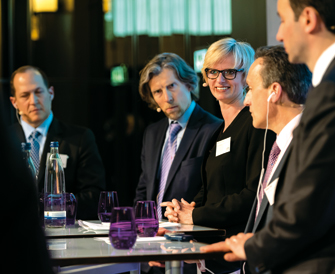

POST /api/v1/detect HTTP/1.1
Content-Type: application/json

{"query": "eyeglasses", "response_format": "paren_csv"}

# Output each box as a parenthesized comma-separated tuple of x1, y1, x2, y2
(205, 68, 244, 80)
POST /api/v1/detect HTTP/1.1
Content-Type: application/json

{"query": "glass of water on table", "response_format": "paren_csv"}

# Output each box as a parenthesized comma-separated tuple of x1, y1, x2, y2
(135, 200, 159, 237)
(97, 191, 119, 223)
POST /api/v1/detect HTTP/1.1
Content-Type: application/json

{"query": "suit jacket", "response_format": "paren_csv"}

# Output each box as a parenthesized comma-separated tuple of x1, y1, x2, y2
(11, 118, 106, 220)
(2, 111, 54, 273)
(134, 103, 222, 217)
(245, 58, 335, 274)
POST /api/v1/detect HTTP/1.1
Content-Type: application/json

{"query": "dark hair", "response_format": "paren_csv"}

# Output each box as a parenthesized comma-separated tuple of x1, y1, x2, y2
(139, 53, 198, 110)
(255, 45, 312, 104)
(289, 0, 335, 34)
(10, 65, 50, 96)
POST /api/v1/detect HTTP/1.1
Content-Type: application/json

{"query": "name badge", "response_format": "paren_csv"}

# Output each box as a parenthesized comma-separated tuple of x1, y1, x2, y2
(46, 153, 69, 168)
(265, 178, 279, 206)
(216, 137, 231, 157)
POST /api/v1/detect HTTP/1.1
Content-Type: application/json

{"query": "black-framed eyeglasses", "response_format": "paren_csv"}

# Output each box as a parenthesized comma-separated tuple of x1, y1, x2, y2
(205, 68, 244, 80)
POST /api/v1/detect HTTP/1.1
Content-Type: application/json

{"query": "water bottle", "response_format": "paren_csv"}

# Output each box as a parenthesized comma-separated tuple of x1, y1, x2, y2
(21, 142, 37, 184)
(44, 141, 66, 228)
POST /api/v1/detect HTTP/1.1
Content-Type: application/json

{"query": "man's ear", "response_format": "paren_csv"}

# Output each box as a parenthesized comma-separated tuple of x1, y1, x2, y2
(49, 86, 55, 100)
(268, 82, 282, 103)
(10, 96, 17, 109)
(300, 7, 320, 34)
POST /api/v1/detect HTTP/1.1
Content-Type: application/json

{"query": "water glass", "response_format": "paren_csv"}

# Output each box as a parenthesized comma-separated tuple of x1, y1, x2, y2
(65, 193, 77, 226)
(135, 200, 159, 237)
(98, 191, 119, 223)
(109, 207, 137, 249)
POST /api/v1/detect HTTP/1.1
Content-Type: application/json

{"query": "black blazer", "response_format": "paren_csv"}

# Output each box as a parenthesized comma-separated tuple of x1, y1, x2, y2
(11, 118, 106, 220)
(245, 58, 335, 274)
(134, 103, 222, 216)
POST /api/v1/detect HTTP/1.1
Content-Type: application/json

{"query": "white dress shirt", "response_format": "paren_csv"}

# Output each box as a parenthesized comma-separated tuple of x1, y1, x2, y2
(21, 112, 54, 159)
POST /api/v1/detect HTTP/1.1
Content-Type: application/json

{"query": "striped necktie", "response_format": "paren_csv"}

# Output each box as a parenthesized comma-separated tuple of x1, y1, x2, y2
(29, 130, 41, 176)
(157, 122, 182, 220)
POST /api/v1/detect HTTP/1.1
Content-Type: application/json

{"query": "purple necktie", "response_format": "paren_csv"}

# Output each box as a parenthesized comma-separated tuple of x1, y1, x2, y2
(255, 141, 281, 218)
(157, 122, 182, 220)
(29, 130, 41, 176)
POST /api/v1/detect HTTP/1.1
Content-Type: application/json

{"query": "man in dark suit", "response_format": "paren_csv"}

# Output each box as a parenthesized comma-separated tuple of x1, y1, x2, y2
(9, 66, 105, 220)
(201, 0, 335, 273)
(134, 53, 222, 220)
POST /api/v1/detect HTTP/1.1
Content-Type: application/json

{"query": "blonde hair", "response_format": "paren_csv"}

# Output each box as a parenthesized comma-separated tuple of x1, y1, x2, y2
(201, 38, 255, 87)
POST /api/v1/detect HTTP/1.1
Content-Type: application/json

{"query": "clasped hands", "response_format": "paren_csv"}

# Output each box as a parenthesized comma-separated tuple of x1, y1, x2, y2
(160, 198, 195, 224)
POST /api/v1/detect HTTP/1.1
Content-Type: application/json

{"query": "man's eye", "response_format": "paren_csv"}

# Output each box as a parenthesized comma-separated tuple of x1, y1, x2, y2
(245, 86, 250, 93)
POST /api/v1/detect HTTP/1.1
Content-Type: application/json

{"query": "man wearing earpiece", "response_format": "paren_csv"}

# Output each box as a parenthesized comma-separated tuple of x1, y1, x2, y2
(201, 45, 312, 273)
(9, 65, 106, 220)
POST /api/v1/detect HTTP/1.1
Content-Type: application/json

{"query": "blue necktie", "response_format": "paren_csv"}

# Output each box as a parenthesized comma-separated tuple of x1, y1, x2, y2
(29, 130, 41, 176)
(157, 122, 182, 220)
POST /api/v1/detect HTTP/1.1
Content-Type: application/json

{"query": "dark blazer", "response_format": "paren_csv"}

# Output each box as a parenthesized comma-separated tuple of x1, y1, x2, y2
(11, 118, 106, 220)
(245, 58, 335, 274)
(192, 107, 275, 236)
(134, 103, 222, 216)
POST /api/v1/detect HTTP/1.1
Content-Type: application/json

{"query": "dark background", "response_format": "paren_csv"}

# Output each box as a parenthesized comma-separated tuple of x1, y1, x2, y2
(0, 0, 267, 206)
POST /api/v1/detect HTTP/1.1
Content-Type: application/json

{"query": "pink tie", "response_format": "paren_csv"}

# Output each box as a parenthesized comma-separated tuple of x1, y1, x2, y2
(256, 141, 281, 217)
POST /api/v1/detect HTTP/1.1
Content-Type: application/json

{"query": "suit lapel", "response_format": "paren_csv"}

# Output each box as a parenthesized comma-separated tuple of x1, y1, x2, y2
(163, 104, 204, 193)
(253, 143, 293, 232)
(38, 119, 63, 189)
(12, 123, 26, 142)
(147, 119, 169, 200)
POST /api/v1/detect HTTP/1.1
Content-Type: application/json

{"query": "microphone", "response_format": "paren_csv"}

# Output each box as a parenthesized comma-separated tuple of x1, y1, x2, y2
(202, 83, 208, 87)
(156, 108, 161, 112)
(18, 110, 23, 115)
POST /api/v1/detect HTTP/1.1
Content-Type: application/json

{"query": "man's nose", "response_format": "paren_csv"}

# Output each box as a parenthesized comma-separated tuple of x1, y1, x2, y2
(244, 91, 251, 106)
(163, 90, 173, 102)
(29, 93, 38, 104)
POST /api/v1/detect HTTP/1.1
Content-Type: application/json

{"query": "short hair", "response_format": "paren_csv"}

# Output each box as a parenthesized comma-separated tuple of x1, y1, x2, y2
(254, 45, 312, 104)
(10, 65, 50, 96)
(139, 53, 198, 110)
(289, 0, 335, 34)
(201, 38, 255, 86)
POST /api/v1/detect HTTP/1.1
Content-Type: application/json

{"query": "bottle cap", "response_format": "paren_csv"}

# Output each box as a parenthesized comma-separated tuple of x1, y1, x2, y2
(50, 141, 59, 147)
(21, 142, 31, 150)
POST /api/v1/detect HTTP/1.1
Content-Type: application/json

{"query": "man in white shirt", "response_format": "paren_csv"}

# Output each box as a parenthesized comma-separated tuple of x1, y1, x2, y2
(201, 0, 335, 273)
(9, 66, 106, 220)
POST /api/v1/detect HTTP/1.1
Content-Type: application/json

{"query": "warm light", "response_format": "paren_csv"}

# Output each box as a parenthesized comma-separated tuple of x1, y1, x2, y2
(33, 0, 58, 13)
(103, 0, 111, 13)
(31, 15, 40, 41)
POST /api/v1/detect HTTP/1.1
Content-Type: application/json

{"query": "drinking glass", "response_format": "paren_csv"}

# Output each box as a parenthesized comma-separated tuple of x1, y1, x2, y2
(98, 191, 119, 223)
(135, 201, 159, 237)
(65, 193, 77, 226)
(109, 207, 137, 249)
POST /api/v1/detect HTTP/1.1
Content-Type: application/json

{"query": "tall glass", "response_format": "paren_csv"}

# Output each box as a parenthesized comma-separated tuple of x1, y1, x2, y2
(65, 193, 77, 226)
(109, 207, 137, 249)
(97, 191, 119, 223)
(135, 201, 159, 237)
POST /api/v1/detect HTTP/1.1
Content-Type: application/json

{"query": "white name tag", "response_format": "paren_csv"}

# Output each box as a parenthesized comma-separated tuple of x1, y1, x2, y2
(265, 178, 279, 206)
(46, 153, 69, 168)
(216, 137, 231, 156)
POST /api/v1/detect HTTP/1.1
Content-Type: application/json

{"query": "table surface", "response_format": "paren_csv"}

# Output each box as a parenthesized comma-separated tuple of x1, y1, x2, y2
(45, 221, 226, 239)
(48, 237, 225, 267)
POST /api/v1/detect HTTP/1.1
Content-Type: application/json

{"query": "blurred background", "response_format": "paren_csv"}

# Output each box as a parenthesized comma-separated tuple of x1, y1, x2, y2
(0, 0, 280, 206)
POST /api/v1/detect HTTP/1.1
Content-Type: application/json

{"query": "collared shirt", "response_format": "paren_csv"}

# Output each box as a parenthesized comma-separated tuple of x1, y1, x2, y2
(265, 113, 302, 187)
(21, 112, 54, 158)
(312, 42, 335, 87)
(157, 100, 196, 177)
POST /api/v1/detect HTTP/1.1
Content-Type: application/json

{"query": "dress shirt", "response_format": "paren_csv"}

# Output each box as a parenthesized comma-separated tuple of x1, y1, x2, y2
(21, 112, 53, 158)
(157, 100, 196, 177)
(312, 42, 335, 87)
(264, 113, 302, 188)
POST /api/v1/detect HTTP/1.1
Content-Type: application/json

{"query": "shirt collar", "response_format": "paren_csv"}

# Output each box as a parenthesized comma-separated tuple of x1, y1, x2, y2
(21, 111, 54, 140)
(276, 113, 302, 151)
(168, 100, 196, 128)
(312, 42, 335, 87)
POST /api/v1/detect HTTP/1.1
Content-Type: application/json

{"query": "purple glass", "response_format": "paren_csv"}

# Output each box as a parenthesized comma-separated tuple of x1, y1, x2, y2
(109, 207, 137, 249)
(98, 191, 119, 223)
(135, 201, 159, 237)
(65, 193, 77, 226)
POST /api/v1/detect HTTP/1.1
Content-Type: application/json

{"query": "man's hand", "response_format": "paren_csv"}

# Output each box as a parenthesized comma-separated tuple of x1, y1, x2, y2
(200, 233, 254, 262)
(161, 199, 181, 222)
